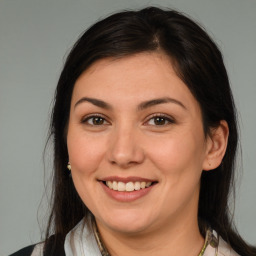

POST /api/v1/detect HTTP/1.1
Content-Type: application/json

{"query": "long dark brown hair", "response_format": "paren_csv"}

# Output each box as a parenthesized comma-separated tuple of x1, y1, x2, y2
(45, 7, 256, 255)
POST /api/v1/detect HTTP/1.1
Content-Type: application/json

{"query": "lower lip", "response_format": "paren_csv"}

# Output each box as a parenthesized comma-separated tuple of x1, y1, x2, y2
(100, 182, 155, 202)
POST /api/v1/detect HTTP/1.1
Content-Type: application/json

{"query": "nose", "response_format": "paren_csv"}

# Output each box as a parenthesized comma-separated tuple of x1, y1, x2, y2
(107, 125, 145, 169)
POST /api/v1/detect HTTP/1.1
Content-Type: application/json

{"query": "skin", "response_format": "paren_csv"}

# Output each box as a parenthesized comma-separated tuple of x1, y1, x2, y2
(67, 53, 229, 256)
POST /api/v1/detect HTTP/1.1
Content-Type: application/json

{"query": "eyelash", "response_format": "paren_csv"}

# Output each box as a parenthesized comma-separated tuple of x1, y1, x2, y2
(81, 113, 175, 127)
(145, 114, 175, 126)
(81, 114, 110, 126)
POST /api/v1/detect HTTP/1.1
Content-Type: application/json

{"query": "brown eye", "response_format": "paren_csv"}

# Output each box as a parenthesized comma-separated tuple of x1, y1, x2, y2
(146, 115, 175, 126)
(91, 117, 105, 125)
(82, 115, 108, 126)
(153, 117, 167, 125)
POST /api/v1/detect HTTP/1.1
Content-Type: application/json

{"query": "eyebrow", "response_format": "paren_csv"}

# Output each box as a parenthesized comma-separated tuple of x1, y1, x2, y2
(74, 97, 186, 111)
(137, 97, 187, 111)
(74, 97, 112, 110)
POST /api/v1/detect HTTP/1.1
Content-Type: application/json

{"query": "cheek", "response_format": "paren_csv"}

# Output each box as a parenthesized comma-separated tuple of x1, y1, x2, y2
(67, 130, 107, 210)
(67, 129, 106, 176)
(147, 131, 206, 177)
(146, 133, 205, 215)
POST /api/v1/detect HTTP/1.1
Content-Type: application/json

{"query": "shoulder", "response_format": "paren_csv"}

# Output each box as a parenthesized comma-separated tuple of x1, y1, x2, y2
(217, 236, 240, 256)
(9, 244, 38, 256)
(9, 236, 65, 256)
(204, 230, 240, 256)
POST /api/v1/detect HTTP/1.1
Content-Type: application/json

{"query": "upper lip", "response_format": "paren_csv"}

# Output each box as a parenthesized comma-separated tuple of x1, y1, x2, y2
(99, 176, 157, 183)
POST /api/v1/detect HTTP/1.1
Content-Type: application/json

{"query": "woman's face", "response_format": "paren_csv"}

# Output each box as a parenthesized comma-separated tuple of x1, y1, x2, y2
(67, 53, 211, 235)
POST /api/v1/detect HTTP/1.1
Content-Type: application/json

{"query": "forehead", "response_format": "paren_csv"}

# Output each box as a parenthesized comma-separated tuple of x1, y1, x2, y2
(71, 53, 199, 112)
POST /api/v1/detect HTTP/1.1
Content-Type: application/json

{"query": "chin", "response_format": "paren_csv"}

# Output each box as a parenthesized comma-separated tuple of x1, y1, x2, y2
(106, 221, 151, 235)
(97, 210, 155, 234)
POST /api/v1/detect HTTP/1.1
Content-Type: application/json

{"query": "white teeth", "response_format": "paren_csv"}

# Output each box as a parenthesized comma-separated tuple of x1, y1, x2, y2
(106, 181, 113, 189)
(112, 181, 118, 190)
(117, 182, 126, 191)
(134, 181, 140, 190)
(141, 182, 146, 189)
(146, 182, 151, 188)
(105, 181, 153, 191)
(126, 182, 134, 192)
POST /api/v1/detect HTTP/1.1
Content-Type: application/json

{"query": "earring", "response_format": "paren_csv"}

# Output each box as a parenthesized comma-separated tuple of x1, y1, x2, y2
(67, 162, 71, 171)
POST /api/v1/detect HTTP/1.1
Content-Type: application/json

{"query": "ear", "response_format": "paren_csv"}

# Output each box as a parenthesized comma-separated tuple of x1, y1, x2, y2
(203, 120, 229, 171)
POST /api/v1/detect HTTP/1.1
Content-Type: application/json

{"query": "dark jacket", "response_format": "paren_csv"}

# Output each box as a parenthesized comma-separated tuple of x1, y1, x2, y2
(9, 245, 36, 256)
(9, 237, 65, 256)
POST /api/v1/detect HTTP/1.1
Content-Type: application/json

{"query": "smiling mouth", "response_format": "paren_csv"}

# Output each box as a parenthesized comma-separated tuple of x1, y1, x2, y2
(102, 181, 157, 192)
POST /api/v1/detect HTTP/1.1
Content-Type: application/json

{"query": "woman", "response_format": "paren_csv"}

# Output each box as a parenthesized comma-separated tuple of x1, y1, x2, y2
(11, 6, 256, 256)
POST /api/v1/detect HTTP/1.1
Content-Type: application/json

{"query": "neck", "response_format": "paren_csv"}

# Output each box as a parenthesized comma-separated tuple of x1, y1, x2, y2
(96, 215, 204, 256)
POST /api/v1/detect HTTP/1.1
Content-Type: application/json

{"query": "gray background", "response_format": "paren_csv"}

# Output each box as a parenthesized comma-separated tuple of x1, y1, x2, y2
(0, 0, 255, 254)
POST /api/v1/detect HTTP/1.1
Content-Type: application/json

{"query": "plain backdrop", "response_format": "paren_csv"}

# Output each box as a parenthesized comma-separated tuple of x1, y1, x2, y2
(0, 0, 255, 254)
